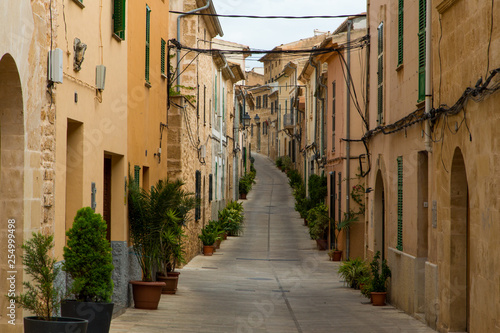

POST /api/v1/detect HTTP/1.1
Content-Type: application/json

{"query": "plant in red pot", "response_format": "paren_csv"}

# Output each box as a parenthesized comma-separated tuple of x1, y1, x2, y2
(369, 251, 391, 306)
(199, 227, 217, 256)
(306, 204, 330, 250)
(8, 232, 88, 333)
(331, 212, 357, 260)
(62, 207, 115, 333)
(128, 178, 166, 310)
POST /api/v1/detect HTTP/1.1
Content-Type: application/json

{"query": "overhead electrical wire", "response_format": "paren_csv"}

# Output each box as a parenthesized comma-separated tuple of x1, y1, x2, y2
(169, 11, 366, 20)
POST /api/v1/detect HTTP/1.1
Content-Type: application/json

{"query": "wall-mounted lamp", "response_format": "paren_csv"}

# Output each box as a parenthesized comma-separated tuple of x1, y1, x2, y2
(243, 112, 251, 128)
(254, 114, 260, 125)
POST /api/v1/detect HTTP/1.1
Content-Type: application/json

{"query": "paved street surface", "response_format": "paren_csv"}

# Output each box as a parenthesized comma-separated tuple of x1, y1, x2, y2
(110, 153, 435, 333)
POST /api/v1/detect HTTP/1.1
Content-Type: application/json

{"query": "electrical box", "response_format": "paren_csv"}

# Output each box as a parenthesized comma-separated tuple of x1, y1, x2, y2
(96, 65, 106, 90)
(48, 49, 63, 83)
(200, 145, 206, 159)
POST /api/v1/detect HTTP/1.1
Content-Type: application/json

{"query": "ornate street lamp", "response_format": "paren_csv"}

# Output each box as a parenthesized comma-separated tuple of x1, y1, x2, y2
(254, 114, 260, 125)
(243, 112, 251, 128)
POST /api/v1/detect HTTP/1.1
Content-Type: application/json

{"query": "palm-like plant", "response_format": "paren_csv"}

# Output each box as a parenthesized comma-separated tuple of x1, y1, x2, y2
(333, 212, 358, 250)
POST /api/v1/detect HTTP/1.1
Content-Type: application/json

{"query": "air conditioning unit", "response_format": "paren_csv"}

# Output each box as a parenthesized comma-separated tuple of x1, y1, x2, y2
(48, 49, 63, 83)
(200, 145, 206, 159)
(96, 65, 106, 90)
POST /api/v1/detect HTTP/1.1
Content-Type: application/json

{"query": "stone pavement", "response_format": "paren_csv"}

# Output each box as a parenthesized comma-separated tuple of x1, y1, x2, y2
(109, 153, 436, 333)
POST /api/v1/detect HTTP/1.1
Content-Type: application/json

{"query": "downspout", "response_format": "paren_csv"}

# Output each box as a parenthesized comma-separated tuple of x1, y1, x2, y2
(346, 19, 352, 260)
(176, 0, 212, 91)
(424, 0, 432, 152)
(234, 92, 240, 201)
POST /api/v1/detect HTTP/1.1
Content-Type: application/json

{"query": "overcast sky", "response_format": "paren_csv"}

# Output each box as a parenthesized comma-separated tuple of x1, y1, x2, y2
(212, 0, 367, 70)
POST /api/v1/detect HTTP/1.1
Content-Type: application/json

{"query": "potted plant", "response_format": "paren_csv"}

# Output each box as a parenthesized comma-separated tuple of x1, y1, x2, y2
(369, 251, 391, 306)
(153, 179, 196, 295)
(128, 177, 166, 310)
(239, 175, 252, 199)
(306, 203, 330, 250)
(62, 207, 114, 333)
(199, 227, 217, 256)
(8, 232, 88, 333)
(337, 258, 370, 289)
(331, 212, 358, 261)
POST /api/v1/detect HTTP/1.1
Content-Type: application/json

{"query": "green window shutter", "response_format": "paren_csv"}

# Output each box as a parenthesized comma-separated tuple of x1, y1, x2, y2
(398, 0, 404, 66)
(161, 39, 166, 75)
(418, 0, 426, 102)
(113, 0, 126, 40)
(134, 165, 141, 187)
(332, 81, 336, 151)
(145, 5, 151, 83)
(208, 174, 213, 202)
(397, 156, 403, 251)
(377, 22, 384, 125)
(215, 74, 218, 113)
(215, 162, 218, 201)
(195, 170, 201, 220)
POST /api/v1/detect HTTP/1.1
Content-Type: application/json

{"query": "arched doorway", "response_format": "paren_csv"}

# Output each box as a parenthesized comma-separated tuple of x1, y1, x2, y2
(449, 147, 469, 332)
(0, 53, 25, 322)
(374, 170, 385, 260)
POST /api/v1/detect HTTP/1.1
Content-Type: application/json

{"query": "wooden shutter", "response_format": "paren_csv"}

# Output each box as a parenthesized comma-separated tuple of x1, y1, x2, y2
(195, 171, 201, 220)
(332, 81, 336, 152)
(113, 0, 126, 40)
(397, 156, 403, 251)
(134, 165, 141, 187)
(398, 0, 404, 66)
(208, 174, 213, 202)
(418, 0, 426, 102)
(145, 5, 151, 83)
(161, 39, 166, 75)
(377, 22, 384, 125)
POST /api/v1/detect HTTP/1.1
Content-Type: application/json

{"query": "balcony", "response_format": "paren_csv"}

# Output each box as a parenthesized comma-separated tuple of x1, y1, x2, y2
(283, 113, 294, 130)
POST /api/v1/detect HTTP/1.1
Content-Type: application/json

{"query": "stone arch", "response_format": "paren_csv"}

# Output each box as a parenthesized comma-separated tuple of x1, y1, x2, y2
(449, 147, 469, 332)
(0, 53, 25, 324)
(374, 169, 386, 260)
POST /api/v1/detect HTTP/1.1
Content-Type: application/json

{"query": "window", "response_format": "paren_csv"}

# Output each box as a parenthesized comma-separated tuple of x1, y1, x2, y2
(113, 0, 126, 40)
(270, 101, 274, 115)
(256, 96, 261, 109)
(377, 22, 384, 125)
(208, 174, 213, 202)
(263, 94, 268, 108)
(134, 165, 141, 187)
(418, 0, 426, 102)
(145, 5, 151, 84)
(251, 124, 254, 136)
(397, 156, 403, 251)
(195, 171, 201, 220)
(161, 38, 166, 76)
(332, 81, 336, 152)
(398, 0, 404, 66)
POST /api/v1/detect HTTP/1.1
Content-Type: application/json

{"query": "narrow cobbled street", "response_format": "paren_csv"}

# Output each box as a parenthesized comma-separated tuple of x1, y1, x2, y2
(110, 154, 435, 333)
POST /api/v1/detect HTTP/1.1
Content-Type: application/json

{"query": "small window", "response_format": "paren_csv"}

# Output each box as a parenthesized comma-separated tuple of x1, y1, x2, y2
(113, 0, 126, 40)
(161, 39, 166, 76)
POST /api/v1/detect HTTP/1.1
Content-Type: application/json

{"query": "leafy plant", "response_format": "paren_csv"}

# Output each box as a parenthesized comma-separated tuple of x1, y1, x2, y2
(333, 211, 358, 250)
(63, 207, 114, 303)
(275, 157, 283, 169)
(306, 203, 330, 240)
(198, 227, 217, 246)
(281, 156, 293, 173)
(338, 258, 370, 289)
(369, 251, 391, 292)
(239, 174, 254, 195)
(219, 207, 244, 236)
(351, 183, 366, 215)
(8, 233, 63, 320)
(308, 174, 327, 205)
(287, 168, 302, 189)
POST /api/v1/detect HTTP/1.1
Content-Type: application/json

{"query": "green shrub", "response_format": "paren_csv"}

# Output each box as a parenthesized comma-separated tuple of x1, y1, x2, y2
(8, 233, 63, 320)
(239, 175, 252, 195)
(63, 207, 114, 303)
(308, 174, 327, 205)
(198, 227, 217, 246)
(369, 251, 391, 292)
(306, 203, 330, 240)
(281, 156, 293, 173)
(338, 258, 370, 289)
(226, 200, 244, 213)
(287, 169, 302, 189)
(219, 207, 244, 236)
(276, 157, 283, 169)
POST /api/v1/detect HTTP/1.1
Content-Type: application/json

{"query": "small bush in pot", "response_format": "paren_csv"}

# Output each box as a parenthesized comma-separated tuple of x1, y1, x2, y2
(7, 232, 88, 333)
(62, 207, 114, 333)
(369, 251, 391, 306)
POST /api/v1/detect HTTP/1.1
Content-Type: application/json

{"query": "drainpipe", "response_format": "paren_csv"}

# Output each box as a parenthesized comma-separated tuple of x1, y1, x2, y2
(424, 0, 432, 152)
(346, 19, 352, 260)
(234, 92, 240, 200)
(176, 0, 212, 91)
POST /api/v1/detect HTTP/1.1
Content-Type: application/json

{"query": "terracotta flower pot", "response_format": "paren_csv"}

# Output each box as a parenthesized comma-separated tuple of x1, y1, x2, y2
(203, 245, 215, 256)
(303, 218, 308, 226)
(371, 292, 387, 306)
(215, 238, 222, 249)
(157, 274, 179, 295)
(331, 250, 342, 261)
(129, 281, 166, 309)
(316, 239, 328, 251)
(240, 193, 247, 199)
